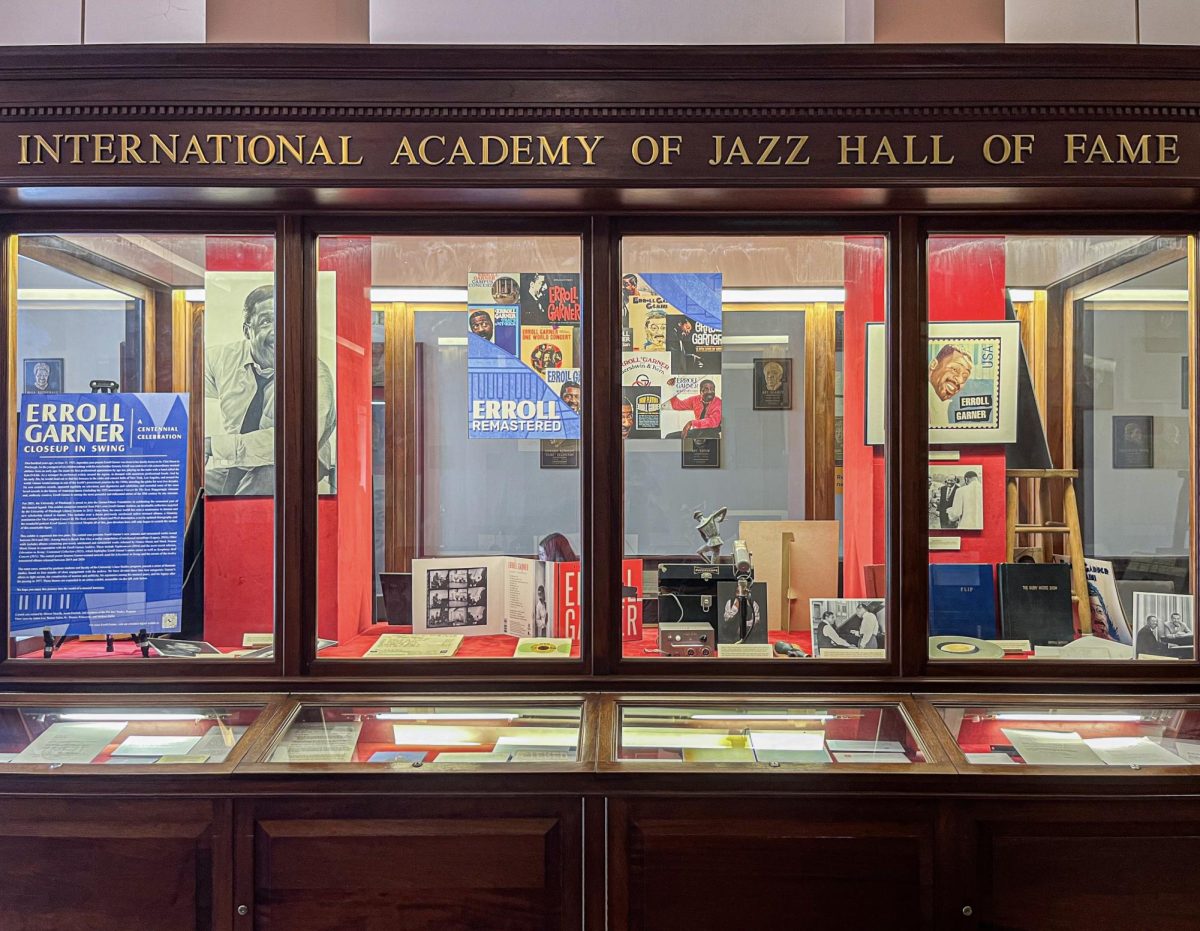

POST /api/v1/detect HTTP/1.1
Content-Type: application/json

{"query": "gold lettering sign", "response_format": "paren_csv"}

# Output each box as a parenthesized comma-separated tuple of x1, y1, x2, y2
(18, 133, 363, 166)
(389, 134, 604, 167)
(8, 127, 1191, 175)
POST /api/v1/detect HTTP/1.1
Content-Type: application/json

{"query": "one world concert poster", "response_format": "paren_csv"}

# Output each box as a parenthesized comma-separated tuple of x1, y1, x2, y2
(467, 272, 582, 439)
(10, 392, 189, 636)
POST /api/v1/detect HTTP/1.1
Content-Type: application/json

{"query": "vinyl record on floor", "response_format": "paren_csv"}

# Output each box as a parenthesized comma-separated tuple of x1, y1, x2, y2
(928, 635, 1005, 660)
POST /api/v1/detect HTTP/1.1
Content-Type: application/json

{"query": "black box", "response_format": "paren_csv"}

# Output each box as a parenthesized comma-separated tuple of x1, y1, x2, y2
(657, 562, 734, 627)
(716, 580, 769, 645)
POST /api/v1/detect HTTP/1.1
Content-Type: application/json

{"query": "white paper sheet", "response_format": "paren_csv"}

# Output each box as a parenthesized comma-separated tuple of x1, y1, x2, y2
(191, 725, 247, 763)
(508, 749, 578, 762)
(13, 722, 126, 764)
(430, 750, 511, 763)
(621, 727, 749, 750)
(1001, 728, 1103, 766)
(826, 739, 906, 753)
(492, 728, 580, 748)
(755, 749, 833, 763)
(112, 735, 201, 757)
(1084, 737, 1188, 766)
(749, 730, 830, 763)
(748, 730, 826, 751)
(1160, 738, 1200, 764)
(965, 752, 1019, 765)
(270, 721, 362, 763)
(833, 752, 911, 764)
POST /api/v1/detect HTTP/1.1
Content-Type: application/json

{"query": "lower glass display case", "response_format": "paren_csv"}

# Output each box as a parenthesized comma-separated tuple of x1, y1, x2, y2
(0, 694, 276, 772)
(5, 692, 1200, 778)
(240, 695, 592, 770)
(603, 695, 946, 770)
(922, 695, 1200, 772)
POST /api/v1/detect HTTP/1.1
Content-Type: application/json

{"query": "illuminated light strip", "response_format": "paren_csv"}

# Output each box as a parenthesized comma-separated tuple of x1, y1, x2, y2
(1086, 288, 1189, 303)
(721, 288, 845, 303)
(184, 288, 205, 302)
(372, 287, 469, 303)
(1007, 288, 1037, 302)
(992, 713, 1144, 723)
(689, 713, 833, 722)
(17, 288, 130, 302)
(59, 712, 206, 722)
(377, 713, 518, 722)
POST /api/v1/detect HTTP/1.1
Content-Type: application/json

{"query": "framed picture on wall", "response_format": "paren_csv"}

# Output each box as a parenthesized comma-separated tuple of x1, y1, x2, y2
(864, 321, 1020, 446)
(1112, 414, 1154, 469)
(22, 357, 63, 394)
(752, 357, 793, 410)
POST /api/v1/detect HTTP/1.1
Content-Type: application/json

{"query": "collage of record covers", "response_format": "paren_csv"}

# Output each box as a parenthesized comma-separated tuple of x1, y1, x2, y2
(425, 566, 489, 631)
(467, 272, 582, 440)
(620, 273, 724, 465)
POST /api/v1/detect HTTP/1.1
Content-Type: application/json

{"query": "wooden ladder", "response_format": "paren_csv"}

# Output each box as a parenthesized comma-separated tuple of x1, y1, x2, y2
(1005, 468, 1089, 636)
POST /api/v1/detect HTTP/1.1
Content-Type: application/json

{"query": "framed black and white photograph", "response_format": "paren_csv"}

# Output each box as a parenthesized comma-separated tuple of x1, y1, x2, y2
(809, 598, 885, 655)
(752, 357, 793, 410)
(23, 357, 63, 395)
(1112, 414, 1154, 469)
(1133, 591, 1194, 660)
(927, 464, 984, 531)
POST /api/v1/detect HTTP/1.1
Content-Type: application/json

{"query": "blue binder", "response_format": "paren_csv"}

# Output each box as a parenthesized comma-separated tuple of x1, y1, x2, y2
(929, 563, 997, 639)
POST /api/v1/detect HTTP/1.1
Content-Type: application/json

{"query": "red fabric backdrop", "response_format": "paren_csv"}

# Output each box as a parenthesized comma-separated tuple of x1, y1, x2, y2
(842, 236, 1007, 614)
(842, 236, 887, 598)
(202, 235, 373, 647)
(927, 236, 1008, 574)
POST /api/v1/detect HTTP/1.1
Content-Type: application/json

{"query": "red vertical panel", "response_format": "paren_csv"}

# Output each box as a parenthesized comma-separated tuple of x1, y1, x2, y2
(316, 236, 374, 642)
(203, 236, 275, 646)
(927, 236, 1007, 568)
(842, 236, 887, 599)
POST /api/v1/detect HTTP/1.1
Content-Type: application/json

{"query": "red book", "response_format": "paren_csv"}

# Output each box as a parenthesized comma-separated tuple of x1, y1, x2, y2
(551, 559, 643, 642)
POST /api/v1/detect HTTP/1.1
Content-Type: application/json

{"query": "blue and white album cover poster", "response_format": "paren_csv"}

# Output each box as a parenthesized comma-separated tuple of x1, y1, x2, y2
(467, 271, 582, 439)
(10, 392, 189, 636)
(620, 273, 724, 441)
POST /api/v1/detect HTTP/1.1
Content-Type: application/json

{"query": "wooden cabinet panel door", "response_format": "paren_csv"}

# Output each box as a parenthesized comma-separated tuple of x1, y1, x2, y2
(0, 797, 231, 931)
(956, 799, 1200, 931)
(609, 797, 935, 931)
(246, 796, 581, 931)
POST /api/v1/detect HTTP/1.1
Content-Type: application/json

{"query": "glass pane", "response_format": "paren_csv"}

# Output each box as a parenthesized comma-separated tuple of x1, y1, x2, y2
(8, 234, 277, 661)
(937, 703, 1200, 766)
(619, 235, 889, 661)
(617, 703, 924, 764)
(267, 703, 582, 764)
(0, 703, 264, 765)
(924, 235, 1195, 665)
(315, 236, 583, 661)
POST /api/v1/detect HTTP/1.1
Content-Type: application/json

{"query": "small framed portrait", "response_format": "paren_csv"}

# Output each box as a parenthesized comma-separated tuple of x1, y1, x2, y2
(23, 358, 64, 394)
(1112, 414, 1154, 469)
(753, 357, 793, 410)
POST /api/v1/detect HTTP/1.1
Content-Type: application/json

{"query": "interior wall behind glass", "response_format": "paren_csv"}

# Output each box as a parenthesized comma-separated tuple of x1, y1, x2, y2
(417, 307, 581, 556)
(624, 309, 806, 555)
